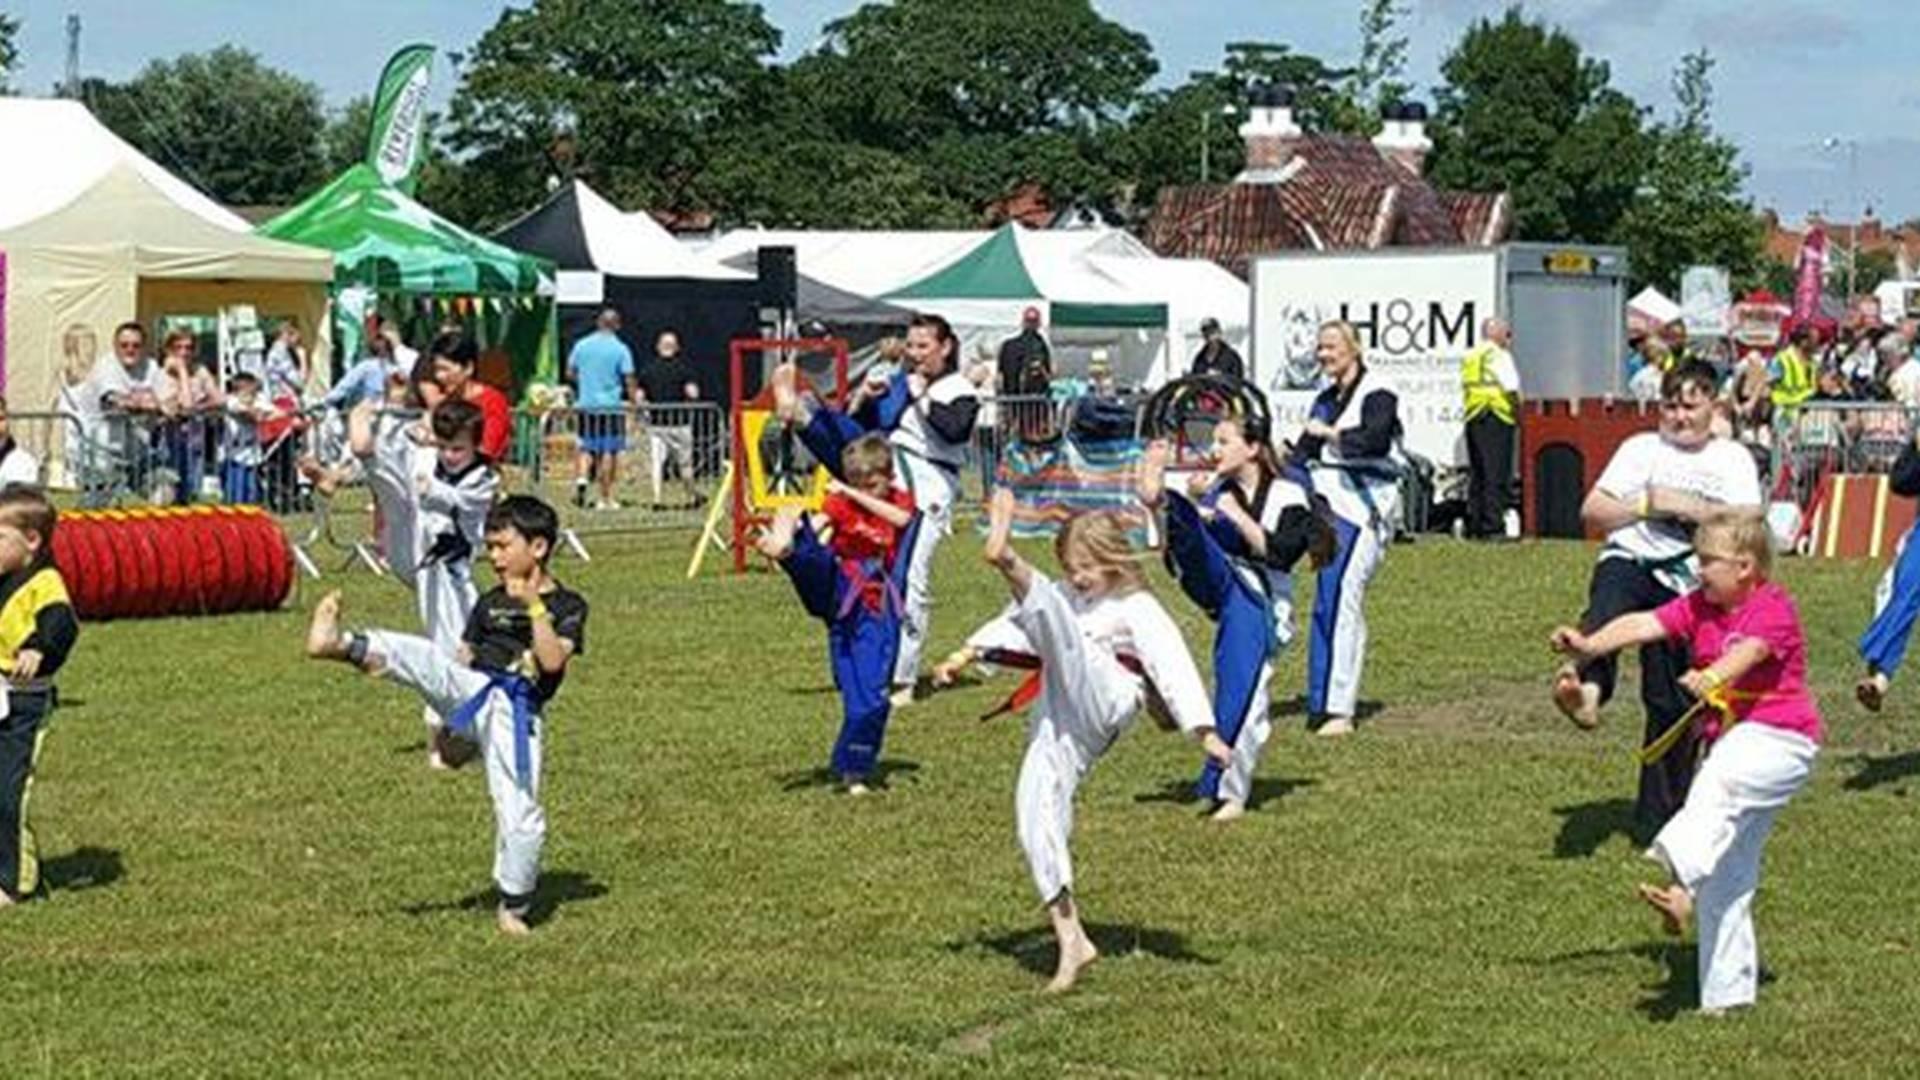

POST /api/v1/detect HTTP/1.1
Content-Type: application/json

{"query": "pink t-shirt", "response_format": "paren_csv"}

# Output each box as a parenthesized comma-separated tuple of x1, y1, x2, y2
(1654, 582, 1822, 745)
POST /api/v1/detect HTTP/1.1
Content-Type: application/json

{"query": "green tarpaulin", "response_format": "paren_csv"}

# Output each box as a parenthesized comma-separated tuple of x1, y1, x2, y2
(259, 164, 558, 390)
(887, 223, 1166, 328)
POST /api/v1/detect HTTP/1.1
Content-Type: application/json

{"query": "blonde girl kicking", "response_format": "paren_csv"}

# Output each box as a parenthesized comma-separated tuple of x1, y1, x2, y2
(1551, 513, 1820, 1014)
(979, 487, 1230, 992)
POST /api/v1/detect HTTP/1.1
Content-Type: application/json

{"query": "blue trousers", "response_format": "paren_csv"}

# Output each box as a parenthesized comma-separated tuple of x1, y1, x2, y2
(779, 516, 921, 780)
(221, 461, 261, 505)
(1307, 515, 1382, 720)
(1862, 526, 1920, 679)
(1164, 493, 1275, 801)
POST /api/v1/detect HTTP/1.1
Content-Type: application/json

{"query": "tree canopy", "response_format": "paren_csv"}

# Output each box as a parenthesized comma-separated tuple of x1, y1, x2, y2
(85, 46, 328, 205)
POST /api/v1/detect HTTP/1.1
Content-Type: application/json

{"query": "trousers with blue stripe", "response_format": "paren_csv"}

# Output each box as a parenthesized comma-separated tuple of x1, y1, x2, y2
(363, 630, 546, 905)
(1861, 525, 1920, 680)
(1163, 491, 1276, 804)
(777, 514, 922, 781)
(1307, 514, 1383, 721)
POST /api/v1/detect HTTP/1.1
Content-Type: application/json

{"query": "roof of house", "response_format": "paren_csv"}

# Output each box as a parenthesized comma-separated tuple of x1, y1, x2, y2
(1142, 132, 1509, 278)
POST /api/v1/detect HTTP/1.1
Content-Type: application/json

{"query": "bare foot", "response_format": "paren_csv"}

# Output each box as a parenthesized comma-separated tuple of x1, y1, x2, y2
(1200, 730, 1232, 767)
(1552, 666, 1601, 730)
(0, 887, 16, 908)
(1209, 798, 1247, 824)
(305, 591, 346, 659)
(1136, 438, 1172, 508)
(769, 362, 802, 423)
(496, 905, 532, 937)
(1857, 671, 1889, 713)
(1638, 882, 1692, 937)
(755, 506, 802, 561)
(844, 777, 872, 797)
(1045, 931, 1099, 993)
(1316, 716, 1354, 737)
(983, 486, 1017, 570)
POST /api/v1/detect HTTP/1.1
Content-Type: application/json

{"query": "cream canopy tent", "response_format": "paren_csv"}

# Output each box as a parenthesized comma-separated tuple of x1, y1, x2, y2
(0, 98, 334, 422)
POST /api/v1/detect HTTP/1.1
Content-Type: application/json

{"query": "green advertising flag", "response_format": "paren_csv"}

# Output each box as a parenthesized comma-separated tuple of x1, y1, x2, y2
(364, 44, 435, 193)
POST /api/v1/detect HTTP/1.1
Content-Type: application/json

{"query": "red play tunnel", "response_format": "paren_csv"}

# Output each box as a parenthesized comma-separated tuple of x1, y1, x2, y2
(51, 506, 294, 620)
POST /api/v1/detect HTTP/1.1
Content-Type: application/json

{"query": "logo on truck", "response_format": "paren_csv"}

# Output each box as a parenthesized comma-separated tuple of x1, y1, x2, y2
(1271, 299, 1478, 389)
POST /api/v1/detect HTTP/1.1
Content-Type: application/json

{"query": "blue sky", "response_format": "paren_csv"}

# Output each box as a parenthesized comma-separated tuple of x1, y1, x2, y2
(5, 0, 1911, 222)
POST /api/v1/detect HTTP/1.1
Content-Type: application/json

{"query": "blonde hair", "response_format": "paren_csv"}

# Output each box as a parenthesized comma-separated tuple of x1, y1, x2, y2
(1318, 320, 1364, 361)
(1696, 511, 1773, 577)
(1054, 510, 1147, 595)
(876, 336, 906, 362)
(840, 434, 895, 485)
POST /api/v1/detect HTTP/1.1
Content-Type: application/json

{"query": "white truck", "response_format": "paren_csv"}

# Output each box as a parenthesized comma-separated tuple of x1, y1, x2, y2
(1248, 243, 1631, 473)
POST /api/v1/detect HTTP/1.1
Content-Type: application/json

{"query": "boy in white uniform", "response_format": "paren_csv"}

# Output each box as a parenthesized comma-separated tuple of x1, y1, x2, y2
(350, 397, 499, 767)
(1552, 360, 1762, 838)
(306, 496, 587, 935)
(978, 488, 1230, 992)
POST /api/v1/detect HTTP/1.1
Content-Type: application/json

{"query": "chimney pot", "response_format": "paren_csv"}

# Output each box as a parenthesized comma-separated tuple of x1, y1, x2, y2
(1236, 82, 1303, 181)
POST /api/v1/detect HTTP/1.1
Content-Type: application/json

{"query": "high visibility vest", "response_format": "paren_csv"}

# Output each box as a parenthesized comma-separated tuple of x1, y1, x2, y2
(1461, 344, 1515, 424)
(1771, 346, 1814, 410)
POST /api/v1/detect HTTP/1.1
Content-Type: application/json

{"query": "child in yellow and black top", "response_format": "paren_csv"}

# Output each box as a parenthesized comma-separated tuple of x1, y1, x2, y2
(0, 487, 78, 906)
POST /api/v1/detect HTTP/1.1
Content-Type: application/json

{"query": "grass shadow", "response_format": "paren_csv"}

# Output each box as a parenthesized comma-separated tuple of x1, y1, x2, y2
(949, 921, 1218, 976)
(1536, 940, 1699, 1022)
(1551, 797, 1639, 859)
(39, 845, 124, 893)
(1842, 750, 1920, 793)
(776, 758, 922, 792)
(1271, 695, 1384, 722)
(398, 869, 607, 928)
(1132, 776, 1317, 810)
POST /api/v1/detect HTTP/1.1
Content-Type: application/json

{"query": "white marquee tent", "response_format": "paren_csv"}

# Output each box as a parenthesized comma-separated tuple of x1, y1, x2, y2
(0, 98, 334, 424)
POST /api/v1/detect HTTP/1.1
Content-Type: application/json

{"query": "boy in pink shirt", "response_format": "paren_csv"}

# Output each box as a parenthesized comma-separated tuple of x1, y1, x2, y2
(1551, 513, 1819, 1014)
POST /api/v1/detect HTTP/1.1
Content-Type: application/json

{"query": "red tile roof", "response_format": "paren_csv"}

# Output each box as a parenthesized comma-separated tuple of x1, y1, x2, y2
(1143, 132, 1508, 277)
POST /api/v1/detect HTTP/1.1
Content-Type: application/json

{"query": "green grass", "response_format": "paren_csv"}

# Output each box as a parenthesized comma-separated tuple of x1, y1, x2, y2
(6, 530, 1920, 1076)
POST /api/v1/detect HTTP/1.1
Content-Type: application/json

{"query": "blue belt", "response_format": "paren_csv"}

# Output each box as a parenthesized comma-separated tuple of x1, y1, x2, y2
(447, 671, 540, 790)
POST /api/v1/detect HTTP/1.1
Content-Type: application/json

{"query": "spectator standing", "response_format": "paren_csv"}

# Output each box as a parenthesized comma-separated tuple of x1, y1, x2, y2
(1629, 338, 1672, 403)
(1190, 317, 1245, 382)
(1460, 317, 1521, 540)
(426, 333, 513, 464)
(158, 328, 223, 505)
(1880, 333, 1920, 407)
(997, 307, 1053, 442)
(1769, 326, 1817, 423)
(264, 321, 308, 403)
(567, 307, 639, 511)
(636, 330, 702, 509)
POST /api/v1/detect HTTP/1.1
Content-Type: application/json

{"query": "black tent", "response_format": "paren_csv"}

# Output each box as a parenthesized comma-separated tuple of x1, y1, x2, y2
(493, 181, 772, 403)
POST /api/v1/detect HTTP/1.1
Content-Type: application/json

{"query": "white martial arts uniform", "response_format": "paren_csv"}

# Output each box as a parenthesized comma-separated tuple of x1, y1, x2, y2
(363, 630, 546, 899)
(1299, 368, 1401, 721)
(887, 370, 976, 687)
(362, 416, 498, 723)
(1007, 575, 1213, 904)
(1593, 432, 1763, 595)
(1646, 722, 1817, 1011)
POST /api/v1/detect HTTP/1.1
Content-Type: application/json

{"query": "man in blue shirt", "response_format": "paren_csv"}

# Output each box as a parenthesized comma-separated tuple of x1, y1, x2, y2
(567, 307, 637, 509)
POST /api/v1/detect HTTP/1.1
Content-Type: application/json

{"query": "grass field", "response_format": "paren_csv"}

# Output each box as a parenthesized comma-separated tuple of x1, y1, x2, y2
(6, 527, 1920, 1077)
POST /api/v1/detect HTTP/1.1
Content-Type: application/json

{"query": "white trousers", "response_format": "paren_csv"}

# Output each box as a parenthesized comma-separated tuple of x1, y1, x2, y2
(1012, 580, 1138, 904)
(363, 426, 478, 727)
(366, 631, 547, 899)
(1218, 660, 1274, 807)
(646, 426, 692, 500)
(893, 454, 957, 687)
(1647, 722, 1816, 1011)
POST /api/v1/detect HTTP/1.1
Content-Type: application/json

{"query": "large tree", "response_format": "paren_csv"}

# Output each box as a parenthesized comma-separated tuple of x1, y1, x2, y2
(1611, 50, 1763, 292)
(785, 0, 1156, 220)
(85, 47, 328, 205)
(1425, 7, 1649, 242)
(321, 95, 374, 178)
(432, 0, 781, 228)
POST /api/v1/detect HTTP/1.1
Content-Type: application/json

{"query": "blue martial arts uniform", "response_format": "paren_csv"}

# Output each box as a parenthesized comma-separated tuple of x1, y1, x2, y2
(1860, 441, 1920, 680)
(1163, 473, 1318, 801)
(777, 513, 923, 780)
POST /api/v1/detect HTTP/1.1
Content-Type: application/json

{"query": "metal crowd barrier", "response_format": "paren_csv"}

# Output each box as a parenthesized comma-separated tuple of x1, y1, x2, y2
(1770, 401, 1918, 509)
(968, 392, 1148, 500)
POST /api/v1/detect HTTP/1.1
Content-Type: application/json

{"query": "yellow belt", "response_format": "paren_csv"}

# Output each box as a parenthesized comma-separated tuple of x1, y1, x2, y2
(1637, 684, 1766, 766)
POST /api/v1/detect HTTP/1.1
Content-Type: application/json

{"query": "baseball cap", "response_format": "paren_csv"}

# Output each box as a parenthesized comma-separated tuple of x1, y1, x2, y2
(1200, 317, 1221, 333)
